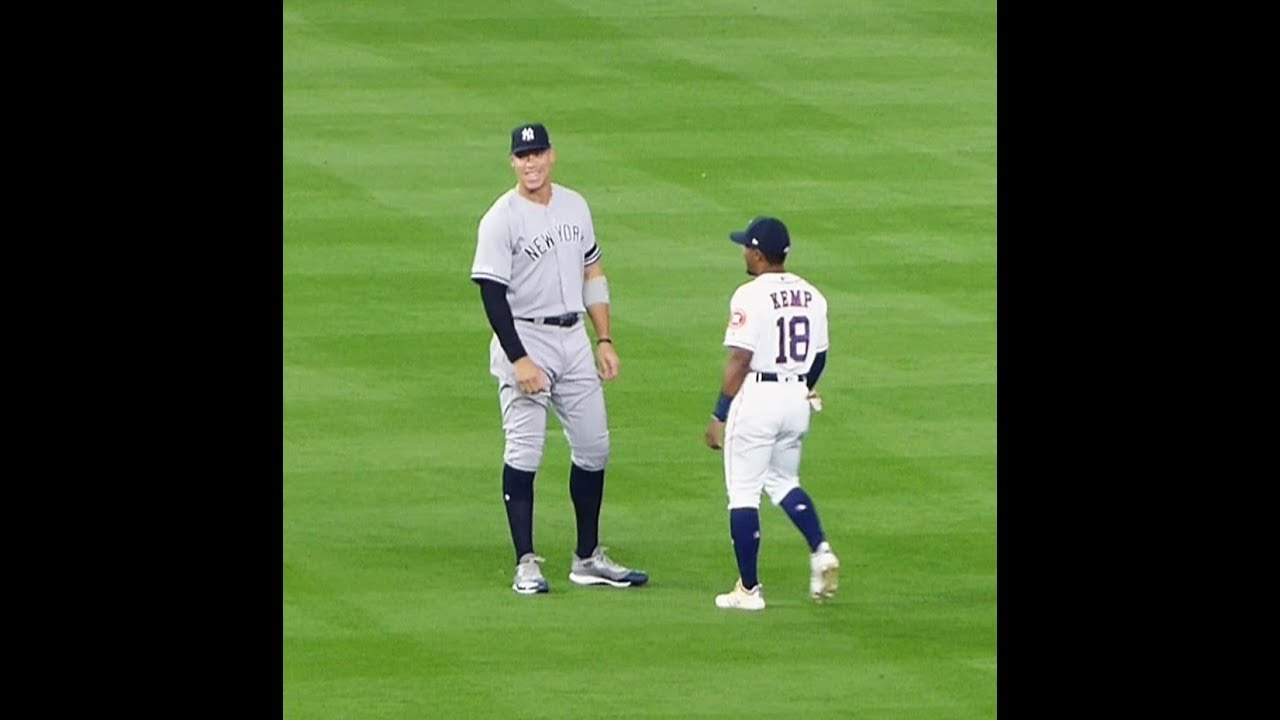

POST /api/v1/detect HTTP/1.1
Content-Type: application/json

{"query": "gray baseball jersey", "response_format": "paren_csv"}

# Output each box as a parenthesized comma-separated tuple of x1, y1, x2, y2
(471, 182, 600, 317)
(471, 182, 610, 474)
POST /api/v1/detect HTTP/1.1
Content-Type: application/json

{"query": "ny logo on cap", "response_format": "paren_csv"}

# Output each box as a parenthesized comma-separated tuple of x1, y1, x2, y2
(521, 127, 535, 141)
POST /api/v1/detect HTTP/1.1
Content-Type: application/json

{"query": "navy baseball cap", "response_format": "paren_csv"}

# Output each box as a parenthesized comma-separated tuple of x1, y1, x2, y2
(511, 123, 551, 155)
(730, 216, 791, 256)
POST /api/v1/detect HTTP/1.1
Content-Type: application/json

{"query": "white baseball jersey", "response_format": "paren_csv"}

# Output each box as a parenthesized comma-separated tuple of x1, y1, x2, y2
(470, 183, 600, 318)
(722, 272, 829, 510)
(724, 272, 829, 375)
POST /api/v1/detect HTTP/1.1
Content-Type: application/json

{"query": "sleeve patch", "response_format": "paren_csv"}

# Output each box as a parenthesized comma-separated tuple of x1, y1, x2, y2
(729, 308, 747, 328)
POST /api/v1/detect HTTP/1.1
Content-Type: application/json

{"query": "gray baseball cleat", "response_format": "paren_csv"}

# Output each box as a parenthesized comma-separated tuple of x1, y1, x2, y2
(568, 546, 649, 588)
(513, 553, 549, 595)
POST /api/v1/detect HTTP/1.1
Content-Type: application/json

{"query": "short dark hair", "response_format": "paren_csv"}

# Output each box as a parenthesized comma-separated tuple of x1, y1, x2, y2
(761, 249, 787, 265)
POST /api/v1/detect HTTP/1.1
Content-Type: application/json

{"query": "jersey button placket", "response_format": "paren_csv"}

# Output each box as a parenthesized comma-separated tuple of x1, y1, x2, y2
(547, 207, 571, 315)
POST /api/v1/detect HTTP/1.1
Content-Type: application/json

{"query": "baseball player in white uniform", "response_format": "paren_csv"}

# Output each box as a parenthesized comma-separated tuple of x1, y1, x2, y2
(704, 216, 840, 611)
(471, 122, 648, 595)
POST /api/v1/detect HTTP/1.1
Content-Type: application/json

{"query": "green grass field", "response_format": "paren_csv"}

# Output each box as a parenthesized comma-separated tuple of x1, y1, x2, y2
(284, 1, 995, 717)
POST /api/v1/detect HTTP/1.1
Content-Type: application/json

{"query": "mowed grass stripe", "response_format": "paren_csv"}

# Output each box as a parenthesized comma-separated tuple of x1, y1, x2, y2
(284, 6, 993, 217)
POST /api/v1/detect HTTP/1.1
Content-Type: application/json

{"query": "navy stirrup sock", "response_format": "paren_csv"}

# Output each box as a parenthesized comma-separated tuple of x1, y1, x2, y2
(730, 508, 761, 589)
(779, 488, 827, 552)
(502, 464, 536, 563)
(569, 464, 604, 559)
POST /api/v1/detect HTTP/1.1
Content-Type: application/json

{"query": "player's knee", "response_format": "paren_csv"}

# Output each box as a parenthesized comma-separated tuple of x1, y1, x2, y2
(726, 491, 763, 510)
(569, 431, 609, 472)
(504, 432, 546, 471)
(765, 479, 801, 506)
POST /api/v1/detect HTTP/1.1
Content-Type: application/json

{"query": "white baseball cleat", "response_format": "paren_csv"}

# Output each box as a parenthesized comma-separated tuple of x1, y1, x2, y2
(809, 542, 840, 602)
(715, 579, 766, 611)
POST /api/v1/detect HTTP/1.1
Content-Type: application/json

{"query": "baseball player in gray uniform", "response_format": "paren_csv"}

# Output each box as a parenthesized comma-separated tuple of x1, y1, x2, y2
(471, 122, 649, 595)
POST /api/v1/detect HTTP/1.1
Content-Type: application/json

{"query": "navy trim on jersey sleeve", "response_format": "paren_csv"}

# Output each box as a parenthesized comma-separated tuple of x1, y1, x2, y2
(471, 270, 509, 284)
(807, 350, 827, 390)
(584, 243, 601, 266)
(476, 279, 528, 362)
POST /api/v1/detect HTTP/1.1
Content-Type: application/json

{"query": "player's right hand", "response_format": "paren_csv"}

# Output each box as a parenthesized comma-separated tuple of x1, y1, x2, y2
(513, 356, 550, 394)
(705, 418, 725, 450)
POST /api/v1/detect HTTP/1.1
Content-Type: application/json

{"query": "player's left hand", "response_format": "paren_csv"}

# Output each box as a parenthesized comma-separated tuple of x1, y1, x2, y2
(705, 418, 725, 450)
(807, 390, 823, 412)
(596, 341, 620, 381)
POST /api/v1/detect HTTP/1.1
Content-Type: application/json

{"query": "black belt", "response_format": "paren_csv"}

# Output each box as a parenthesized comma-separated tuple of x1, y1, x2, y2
(517, 313, 580, 327)
(756, 372, 806, 382)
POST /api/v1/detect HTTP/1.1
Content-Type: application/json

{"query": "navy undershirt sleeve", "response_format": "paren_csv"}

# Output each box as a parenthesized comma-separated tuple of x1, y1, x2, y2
(807, 350, 827, 390)
(476, 279, 528, 362)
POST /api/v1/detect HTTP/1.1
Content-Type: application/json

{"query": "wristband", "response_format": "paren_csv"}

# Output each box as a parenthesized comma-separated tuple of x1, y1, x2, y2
(711, 392, 733, 422)
(596, 338, 613, 345)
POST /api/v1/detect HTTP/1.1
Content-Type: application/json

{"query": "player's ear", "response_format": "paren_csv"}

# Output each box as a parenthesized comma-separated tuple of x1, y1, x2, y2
(549, 148, 557, 165)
